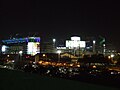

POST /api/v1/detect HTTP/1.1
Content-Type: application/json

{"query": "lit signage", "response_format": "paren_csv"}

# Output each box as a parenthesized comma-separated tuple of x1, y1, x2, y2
(66, 40, 86, 48)
(2, 45, 8, 52)
(27, 42, 40, 56)
(57, 47, 66, 49)
(80, 41, 86, 48)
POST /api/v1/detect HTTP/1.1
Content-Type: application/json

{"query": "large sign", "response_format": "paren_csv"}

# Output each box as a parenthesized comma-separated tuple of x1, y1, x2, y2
(1, 45, 8, 52)
(66, 40, 86, 49)
(27, 42, 40, 56)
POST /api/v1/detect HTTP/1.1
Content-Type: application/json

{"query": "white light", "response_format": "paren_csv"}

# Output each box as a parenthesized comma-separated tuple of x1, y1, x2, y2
(2, 45, 6, 52)
(71, 36, 80, 41)
(57, 47, 66, 49)
(93, 40, 96, 44)
(53, 39, 56, 42)
(27, 42, 40, 56)
(111, 54, 114, 58)
(19, 51, 23, 54)
(103, 44, 105, 47)
(108, 56, 111, 59)
(43, 54, 46, 57)
(28, 42, 33, 54)
(12, 60, 15, 62)
(57, 50, 61, 54)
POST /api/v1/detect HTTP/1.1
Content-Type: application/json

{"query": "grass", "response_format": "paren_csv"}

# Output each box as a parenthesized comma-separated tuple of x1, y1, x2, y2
(0, 68, 119, 90)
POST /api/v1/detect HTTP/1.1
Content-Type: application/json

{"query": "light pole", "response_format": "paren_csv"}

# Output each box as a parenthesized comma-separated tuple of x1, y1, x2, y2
(19, 51, 23, 61)
(43, 54, 47, 60)
(14, 50, 23, 69)
(78, 43, 80, 58)
(57, 50, 61, 62)
(111, 54, 114, 63)
(53, 39, 56, 53)
(103, 44, 106, 55)
(53, 39, 56, 43)
(93, 40, 96, 54)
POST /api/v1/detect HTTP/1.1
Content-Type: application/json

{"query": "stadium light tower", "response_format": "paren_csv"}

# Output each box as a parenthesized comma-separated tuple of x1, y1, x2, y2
(93, 40, 96, 54)
(53, 38, 56, 53)
(57, 50, 61, 62)
(19, 51, 23, 61)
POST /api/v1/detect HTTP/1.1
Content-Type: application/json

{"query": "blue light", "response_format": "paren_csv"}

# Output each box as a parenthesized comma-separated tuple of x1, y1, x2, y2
(2, 37, 40, 44)
(25, 38, 29, 42)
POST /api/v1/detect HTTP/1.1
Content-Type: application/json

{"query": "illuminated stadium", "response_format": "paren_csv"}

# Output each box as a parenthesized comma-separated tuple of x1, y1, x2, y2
(1, 37, 40, 56)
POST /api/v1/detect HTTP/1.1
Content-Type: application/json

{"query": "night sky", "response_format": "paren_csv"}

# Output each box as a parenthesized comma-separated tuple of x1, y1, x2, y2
(0, 1, 120, 50)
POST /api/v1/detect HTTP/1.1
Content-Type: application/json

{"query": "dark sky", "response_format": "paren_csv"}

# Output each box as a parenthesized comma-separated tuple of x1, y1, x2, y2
(0, 1, 120, 50)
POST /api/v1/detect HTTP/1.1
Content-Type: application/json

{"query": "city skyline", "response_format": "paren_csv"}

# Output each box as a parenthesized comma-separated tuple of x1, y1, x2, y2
(0, 1, 120, 50)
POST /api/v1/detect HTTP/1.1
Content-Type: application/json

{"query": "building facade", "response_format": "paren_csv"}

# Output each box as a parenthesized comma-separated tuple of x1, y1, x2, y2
(1, 37, 40, 56)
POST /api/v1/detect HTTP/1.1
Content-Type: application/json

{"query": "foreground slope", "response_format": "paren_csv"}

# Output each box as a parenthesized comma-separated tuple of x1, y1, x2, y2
(0, 68, 119, 90)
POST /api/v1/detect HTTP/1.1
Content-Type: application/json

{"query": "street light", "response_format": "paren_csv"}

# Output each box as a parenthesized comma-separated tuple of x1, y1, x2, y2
(93, 40, 96, 54)
(14, 50, 23, 69)
(57, 50, 61, 62)
(111, 54, 114, 58)
(19, 51, 23, 55)
(53, 39, 56, 43)
(53, 39, 56, 53)
(103, 44, 106, 55)
(19, 51, 23, 61)
(43, 54, 47, 60)
(110, 54, 115, 63)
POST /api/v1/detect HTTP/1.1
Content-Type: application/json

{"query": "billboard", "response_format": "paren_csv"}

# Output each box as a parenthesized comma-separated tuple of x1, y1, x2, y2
(1, 45, 8, 52)
(27, 42, 40, 56)
(66, 40, 86, 49)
